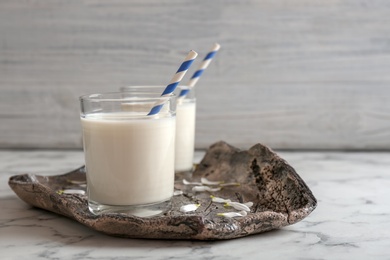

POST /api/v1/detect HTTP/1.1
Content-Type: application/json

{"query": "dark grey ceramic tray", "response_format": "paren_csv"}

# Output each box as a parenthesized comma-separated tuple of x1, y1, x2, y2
(9, 141, 316, 240)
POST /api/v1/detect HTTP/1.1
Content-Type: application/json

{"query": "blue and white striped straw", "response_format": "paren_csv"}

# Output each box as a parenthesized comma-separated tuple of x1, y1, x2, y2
(147, 50, 198, 116)
(178, 43, 221, 98)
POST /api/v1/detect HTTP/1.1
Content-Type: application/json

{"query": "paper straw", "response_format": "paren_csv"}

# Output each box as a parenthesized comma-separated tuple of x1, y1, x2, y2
(178, 43, 221, 98)
(147, 50, 198, 116)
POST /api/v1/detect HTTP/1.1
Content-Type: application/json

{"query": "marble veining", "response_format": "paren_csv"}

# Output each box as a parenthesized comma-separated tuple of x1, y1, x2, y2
(1, 150, 390, 259)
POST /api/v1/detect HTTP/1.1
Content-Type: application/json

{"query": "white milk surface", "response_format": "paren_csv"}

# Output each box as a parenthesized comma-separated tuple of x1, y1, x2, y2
(81, 112, 175, 206)
(175, 101, 196, 172)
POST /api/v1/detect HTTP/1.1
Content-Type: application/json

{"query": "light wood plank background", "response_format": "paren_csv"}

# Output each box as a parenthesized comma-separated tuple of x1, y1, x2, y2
(1, 0, 390, 150)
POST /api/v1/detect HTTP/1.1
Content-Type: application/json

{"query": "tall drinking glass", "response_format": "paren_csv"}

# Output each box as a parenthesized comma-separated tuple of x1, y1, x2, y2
(121, 86, 196, 173)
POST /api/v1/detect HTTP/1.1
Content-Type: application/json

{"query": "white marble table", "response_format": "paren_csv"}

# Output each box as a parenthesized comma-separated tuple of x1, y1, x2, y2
(1, 150, 389, 259)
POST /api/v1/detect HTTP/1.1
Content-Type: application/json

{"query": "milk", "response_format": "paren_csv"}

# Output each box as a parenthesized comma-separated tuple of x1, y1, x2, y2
(81, 112, 175, 206)
(175, 100, 196, 172)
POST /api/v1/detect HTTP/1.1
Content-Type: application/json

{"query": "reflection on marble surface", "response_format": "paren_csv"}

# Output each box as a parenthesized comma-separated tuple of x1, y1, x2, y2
(1, 150, 390, 259)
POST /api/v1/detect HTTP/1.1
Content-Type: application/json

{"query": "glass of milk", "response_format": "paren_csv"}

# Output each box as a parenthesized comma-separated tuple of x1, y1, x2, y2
(79, 92, 176, 217)
(121, 86, 196, 173)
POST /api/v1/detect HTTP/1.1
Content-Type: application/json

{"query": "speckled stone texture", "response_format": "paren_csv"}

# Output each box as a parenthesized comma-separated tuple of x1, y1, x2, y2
(8, 141, 316, 240)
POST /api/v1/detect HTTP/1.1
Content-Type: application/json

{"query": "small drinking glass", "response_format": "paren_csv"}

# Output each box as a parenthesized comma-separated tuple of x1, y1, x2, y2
(79, 92, 176, 217)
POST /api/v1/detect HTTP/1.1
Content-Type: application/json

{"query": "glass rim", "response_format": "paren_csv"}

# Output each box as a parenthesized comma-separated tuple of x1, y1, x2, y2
(120, 85, 190, 89)
(79, 91, 176, 102)
(120, 85, 192, 92)
(120, 85, 195, 102)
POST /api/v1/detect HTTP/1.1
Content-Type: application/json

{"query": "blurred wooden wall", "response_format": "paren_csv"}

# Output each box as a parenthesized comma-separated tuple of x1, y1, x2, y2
(1, 0, 390, 150)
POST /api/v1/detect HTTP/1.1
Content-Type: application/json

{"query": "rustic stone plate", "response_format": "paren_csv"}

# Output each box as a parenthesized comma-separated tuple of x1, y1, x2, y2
(8, 141, 317, 240)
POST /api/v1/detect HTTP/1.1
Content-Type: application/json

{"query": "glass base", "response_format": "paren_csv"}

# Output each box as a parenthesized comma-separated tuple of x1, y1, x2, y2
(88, 199, 172, 217)
(175, 163, 196, 174)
